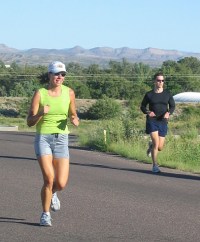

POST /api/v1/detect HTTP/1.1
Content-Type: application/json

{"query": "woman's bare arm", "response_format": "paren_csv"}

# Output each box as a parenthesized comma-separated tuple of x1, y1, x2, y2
(69, 88, 79, 127)
(27, 91, 50, 127)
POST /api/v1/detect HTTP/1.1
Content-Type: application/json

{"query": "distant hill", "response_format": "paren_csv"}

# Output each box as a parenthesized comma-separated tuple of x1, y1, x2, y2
(0, 44, 200, 67)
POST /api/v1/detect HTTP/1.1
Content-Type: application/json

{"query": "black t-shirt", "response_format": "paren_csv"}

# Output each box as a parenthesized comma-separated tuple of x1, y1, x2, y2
(140, 89, 175, 120)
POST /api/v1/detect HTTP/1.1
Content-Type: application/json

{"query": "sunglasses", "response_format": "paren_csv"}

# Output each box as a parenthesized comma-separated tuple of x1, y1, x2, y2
(156, 79, 164, 82)
(53, 72, 66, 77)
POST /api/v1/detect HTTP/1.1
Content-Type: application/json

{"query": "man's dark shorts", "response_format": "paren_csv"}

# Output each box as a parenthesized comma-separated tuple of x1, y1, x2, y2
(146, 117, 168, 137)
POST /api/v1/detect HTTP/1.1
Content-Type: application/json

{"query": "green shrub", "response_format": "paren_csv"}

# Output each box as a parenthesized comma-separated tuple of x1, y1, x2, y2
(87, 96, 122, 120)
(127, 99, 141, 119)
(18, 97, 30, 118)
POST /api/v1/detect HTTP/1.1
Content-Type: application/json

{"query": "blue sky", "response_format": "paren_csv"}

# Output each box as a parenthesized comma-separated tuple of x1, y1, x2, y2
(1, 0, 200, 53)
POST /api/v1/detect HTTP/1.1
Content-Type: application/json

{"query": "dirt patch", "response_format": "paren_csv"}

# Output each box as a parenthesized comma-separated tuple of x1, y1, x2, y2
(75, 99, 96, 113)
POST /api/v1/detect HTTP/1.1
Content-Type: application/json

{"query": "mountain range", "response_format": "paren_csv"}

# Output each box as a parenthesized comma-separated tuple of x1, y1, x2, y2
(0, 44, 200, 67)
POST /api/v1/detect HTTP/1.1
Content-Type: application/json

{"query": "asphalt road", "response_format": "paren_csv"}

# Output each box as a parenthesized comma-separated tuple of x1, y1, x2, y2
(0, 131, 200, 242)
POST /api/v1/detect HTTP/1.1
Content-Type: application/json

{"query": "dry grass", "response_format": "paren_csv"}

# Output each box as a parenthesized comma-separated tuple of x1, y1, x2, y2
(0, 97, 25, 110)
(0, 97, 128, 114)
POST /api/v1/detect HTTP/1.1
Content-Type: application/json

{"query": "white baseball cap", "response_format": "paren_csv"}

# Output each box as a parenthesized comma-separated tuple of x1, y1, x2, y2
(48, 61, 66, 73)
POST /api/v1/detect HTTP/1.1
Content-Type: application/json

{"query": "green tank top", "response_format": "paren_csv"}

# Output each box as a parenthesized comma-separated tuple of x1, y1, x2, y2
(36, 85, 70, 134)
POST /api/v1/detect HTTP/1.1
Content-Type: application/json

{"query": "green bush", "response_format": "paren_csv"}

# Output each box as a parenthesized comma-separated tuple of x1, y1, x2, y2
(182, 105, 200, 116)
(87, 97, 122, 120)
(18, 97, 30, 118)
(127, 99, 141, 119)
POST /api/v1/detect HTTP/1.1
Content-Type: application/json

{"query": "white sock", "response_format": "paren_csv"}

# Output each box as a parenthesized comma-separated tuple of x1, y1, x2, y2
(43, 212, 50, 216)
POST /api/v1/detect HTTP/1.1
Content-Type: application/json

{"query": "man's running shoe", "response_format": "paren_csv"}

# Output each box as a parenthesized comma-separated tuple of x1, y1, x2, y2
(40, 213, 52, 226)
(152, 164, 161, 173)
(147, 141, 153, 157)
(51, 192, 60, 212)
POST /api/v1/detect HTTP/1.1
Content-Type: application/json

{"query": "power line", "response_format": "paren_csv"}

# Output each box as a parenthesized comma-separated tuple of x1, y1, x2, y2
(1, 73, 200, 78)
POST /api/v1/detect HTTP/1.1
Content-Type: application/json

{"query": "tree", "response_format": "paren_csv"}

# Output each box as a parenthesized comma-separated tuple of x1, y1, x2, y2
(86, 64, 101, 74)
(66, 80, 91, 99)
(177, 57, 200, 73)
(0, 60, 5, 69)
(10, 83, 26, 96)
(66, 62, 84, 76)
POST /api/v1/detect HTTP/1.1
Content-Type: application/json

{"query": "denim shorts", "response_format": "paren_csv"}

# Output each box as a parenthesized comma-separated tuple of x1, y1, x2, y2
(146, 118, 168, 137)
(34, 133, 69, 158)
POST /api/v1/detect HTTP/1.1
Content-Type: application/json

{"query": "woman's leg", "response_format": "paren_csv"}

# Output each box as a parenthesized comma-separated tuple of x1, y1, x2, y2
(52, 158, 70, 192)
(38, 155, 54, 212)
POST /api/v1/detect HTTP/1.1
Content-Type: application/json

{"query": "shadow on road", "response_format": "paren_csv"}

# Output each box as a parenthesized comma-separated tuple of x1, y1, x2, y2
(1, 154, 199, 181)
(0, 217, 39, 227)
(0, 155, 36, 161)
(71, 162, 200, 181)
